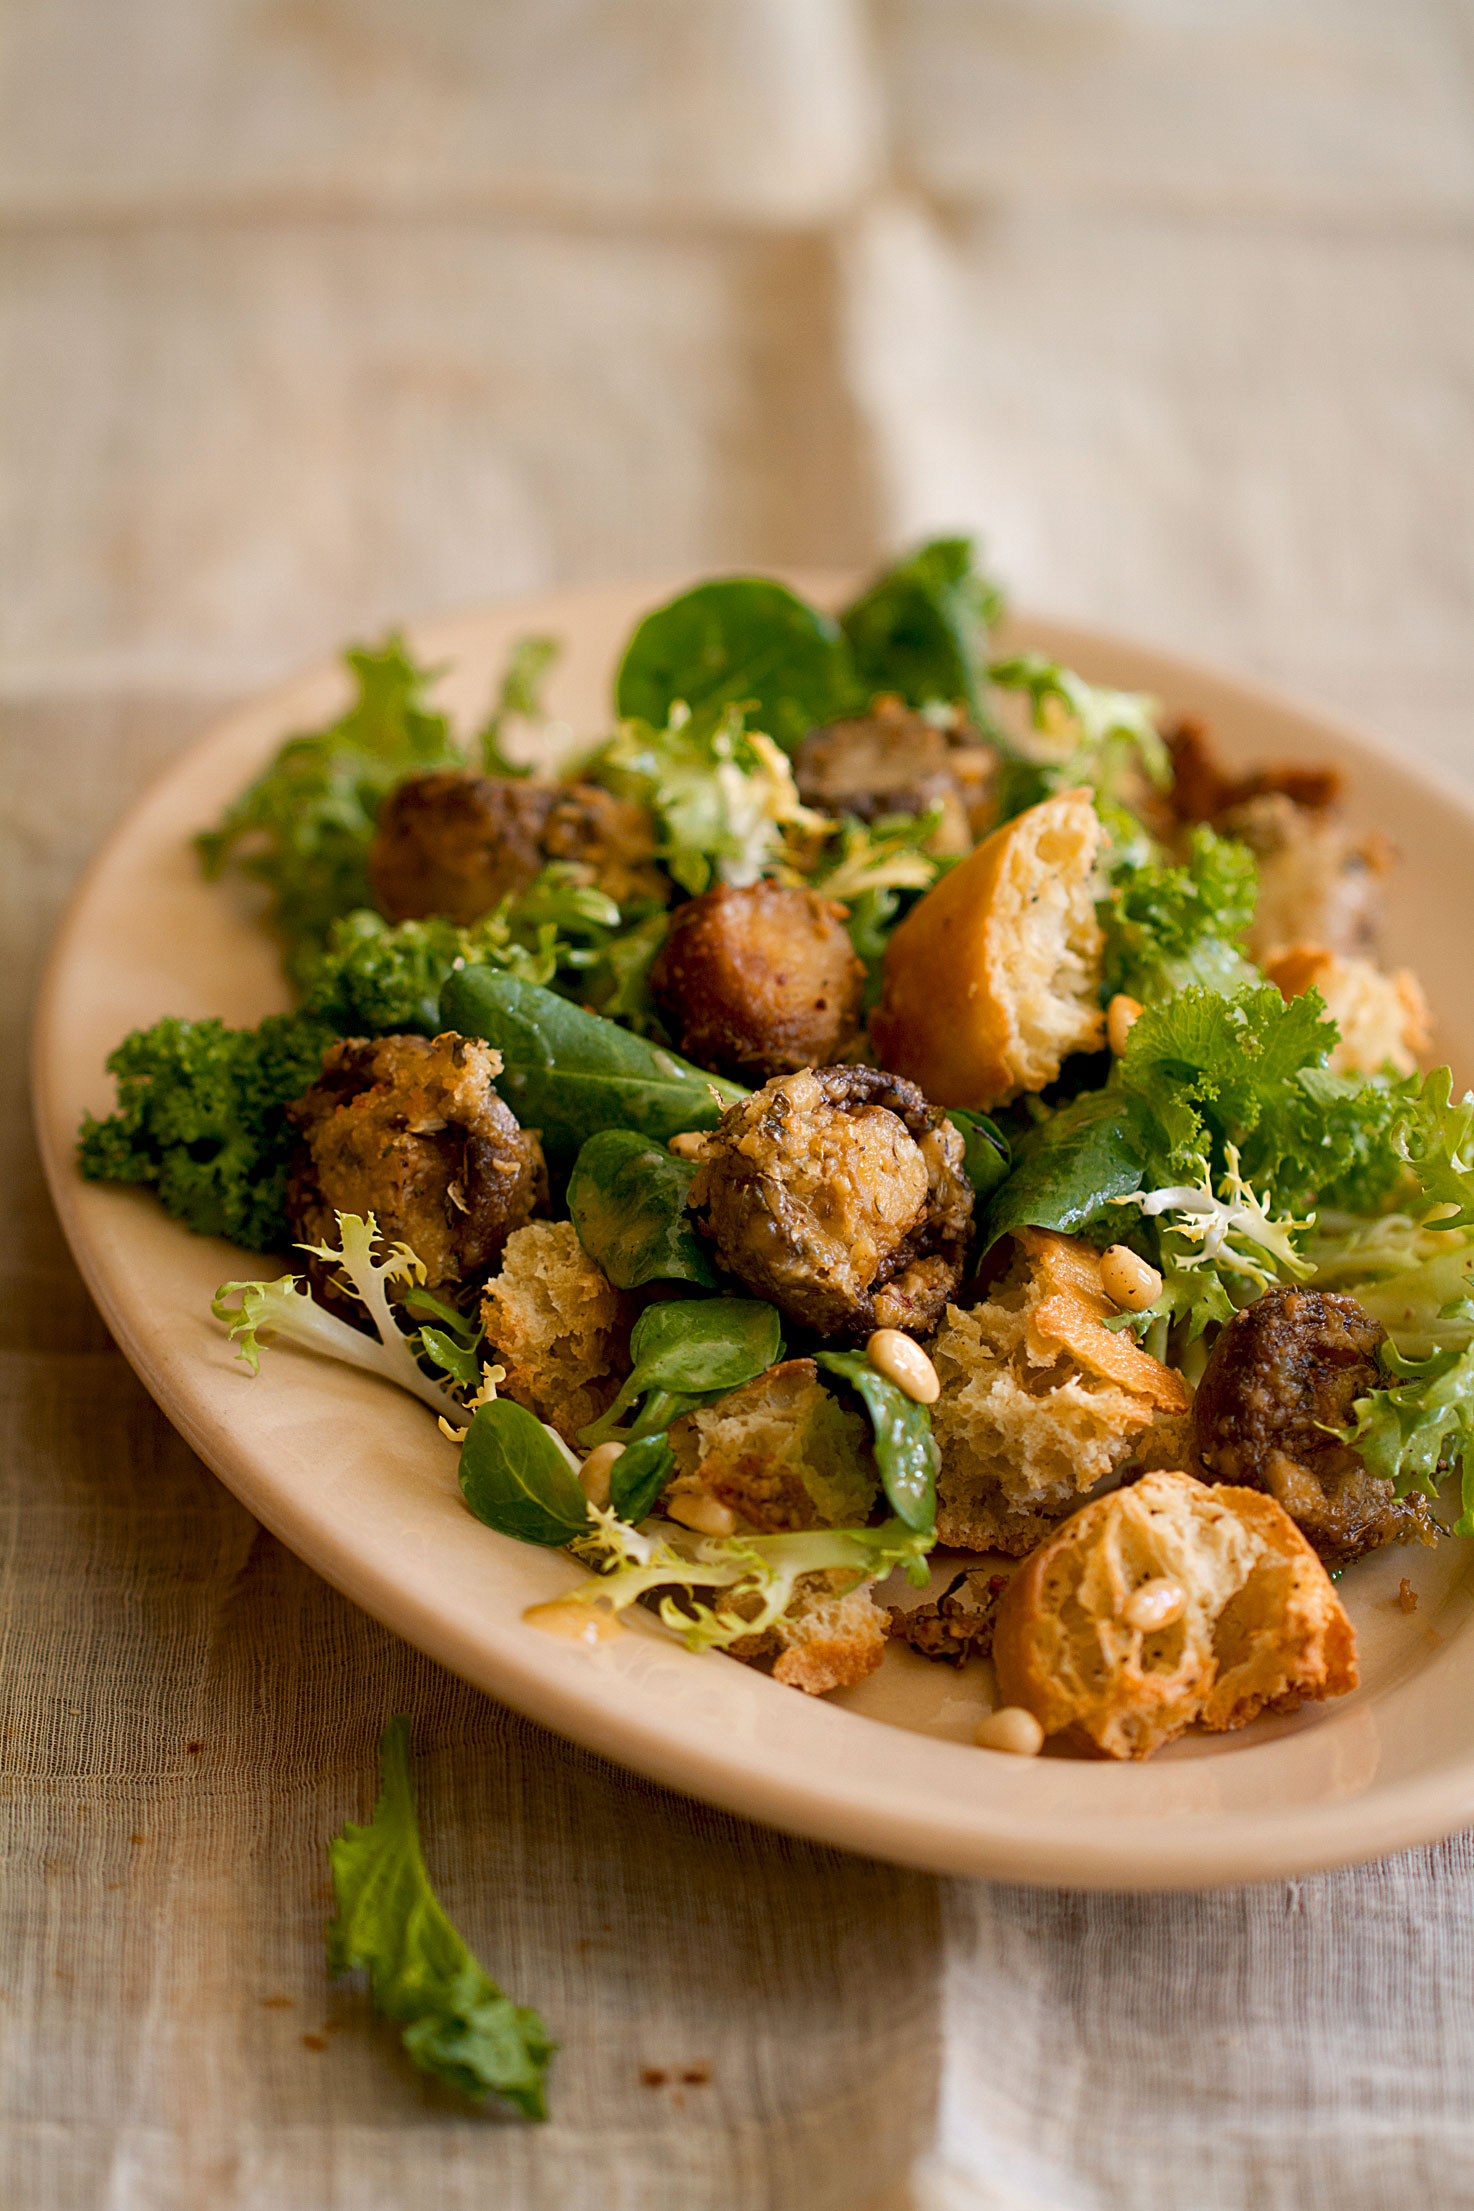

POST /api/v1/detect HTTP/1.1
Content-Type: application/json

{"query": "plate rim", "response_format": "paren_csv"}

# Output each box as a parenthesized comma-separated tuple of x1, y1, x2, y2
(32, 576, 1474, 1890)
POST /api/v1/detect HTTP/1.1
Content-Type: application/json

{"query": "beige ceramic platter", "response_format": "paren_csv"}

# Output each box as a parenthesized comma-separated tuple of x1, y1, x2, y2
(33, 577, 1474, 1888)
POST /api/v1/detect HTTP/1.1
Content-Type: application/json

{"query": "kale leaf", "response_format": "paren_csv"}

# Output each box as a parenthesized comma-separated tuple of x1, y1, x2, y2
(840, 536, 1003, 721)
(1101, 825, 1259, 1003)
(328, 1716, 555, 2116)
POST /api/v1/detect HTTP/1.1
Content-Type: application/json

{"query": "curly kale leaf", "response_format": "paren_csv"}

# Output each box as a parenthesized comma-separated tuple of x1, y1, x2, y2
(77, 1011, 335, 1249)
(328, 1717, 555, 2116)
(1102, 825, 1259, 1002)
(196, 637, 463, 977)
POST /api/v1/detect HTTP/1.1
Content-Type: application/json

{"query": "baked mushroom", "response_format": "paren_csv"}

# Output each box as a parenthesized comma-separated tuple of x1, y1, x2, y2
(649, 880, 865, 1082)
(286, 1033, 545, 1303)
(1192, 1286, 1434, 1568)
(686, 1065, 974, 1338)
(794, 696, 994, 853)
(369, 769, 665, 923)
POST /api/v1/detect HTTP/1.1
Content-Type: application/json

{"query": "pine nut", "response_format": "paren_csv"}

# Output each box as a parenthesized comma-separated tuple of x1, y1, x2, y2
(578, 1440, 625, 1510)
(522, 1598, 623, 1644)
(665, 1492, 739, 1539)
(1099, 1244, 1163, 1313)
(866, 1328, 941, 1404)
(974, 1706, 1045, 1756)
(1107, 993, 1143, 1056)
(667, 1131, 709, 1160)
(1123, 1578, 1185, 1633)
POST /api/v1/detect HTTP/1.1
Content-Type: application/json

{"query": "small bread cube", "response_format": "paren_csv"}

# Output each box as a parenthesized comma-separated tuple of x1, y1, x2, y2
(480, 1220, 632, 1444)
(929, 1229, 1190, 1555)
(1265, 943, 1430, 1077)
(730, 1571, 889, 1695)
(992, 1469, 1358, 1760)
(666, 1358, 879, 1534)
(871, 789, 1105, 1108)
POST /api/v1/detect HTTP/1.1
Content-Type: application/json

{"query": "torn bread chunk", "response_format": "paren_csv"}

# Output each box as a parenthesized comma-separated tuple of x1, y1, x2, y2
(929, 1228, 1191, 1555)
(729, 1571, 889, 1695)
(480, 1220, 631, 1445)
(1265, 944, 1430, 1078)
(992, 1469, 1358, 1760)
(666, 1358, 879, 1534)
(1220, 791, 1390, 963)
(871, 788, 1105, 1109)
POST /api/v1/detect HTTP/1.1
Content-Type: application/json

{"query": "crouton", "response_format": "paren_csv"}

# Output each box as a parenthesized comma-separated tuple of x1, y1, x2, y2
(929, 1229, 1190, 1555)
(992, 1469, 1358, 1760)
(730, 1571, 889, 1695)
(1220, 791, 1390, 963)
(871, 789, 1106, 1109)
(666, 1358, 878, 1533)
(1265, 943, 1430, 1077)
(480, 1220, 632, 1444)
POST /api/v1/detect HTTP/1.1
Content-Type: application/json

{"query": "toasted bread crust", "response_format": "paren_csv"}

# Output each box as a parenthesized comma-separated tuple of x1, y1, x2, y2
(992, 1470, 1357, 1760)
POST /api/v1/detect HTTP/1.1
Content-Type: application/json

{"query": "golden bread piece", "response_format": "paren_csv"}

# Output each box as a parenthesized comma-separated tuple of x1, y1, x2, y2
(1265, 943, 1430, 1077)
(929, 1231, 1190, 1555)
(480, 1220, 631, 1445)
(730, 1571, 889, 1696)
(992, 1469, 1358, 1760)
(871, 789, 1106, 1108)
(666, 1358, 878, 1533)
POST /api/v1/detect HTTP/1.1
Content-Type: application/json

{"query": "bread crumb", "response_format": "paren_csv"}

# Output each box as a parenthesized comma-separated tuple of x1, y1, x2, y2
(1398, 1577, 1419, 1615)
(481, 1220, 632, 1443)
(666, 1358, 877, 1533)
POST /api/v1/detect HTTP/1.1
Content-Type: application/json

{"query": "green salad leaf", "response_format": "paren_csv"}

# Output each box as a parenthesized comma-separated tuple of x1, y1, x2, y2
(458, 1397, 591, 1546)
(196, 638, 464, 977)
(589, 705, 824, 895)
(1102, 825, 1259, 1003)
(981, 1088, 1149, 1250)
(615, 578, 857, 754)
(328, 1716, 555, 2116)
(78, 1010, 335, 1249)
(840, 536, 1003, 721)
(477, 634, 559, 777)
(813, 1350, 939, 1532)
(608, 1433, 678, 1522)
(1345, 1336, 1474, 1532)
(946, 1107, 1011, 1202)
(567, 1130, 717, 1289)
(442, 968, 745, 1168)
(578, 1298, 783, 1447)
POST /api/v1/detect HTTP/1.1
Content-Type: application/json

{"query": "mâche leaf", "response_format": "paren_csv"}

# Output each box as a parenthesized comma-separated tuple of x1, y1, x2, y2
(608, 1434, 677, 1522)
(567, 1130, 717, 1289)
(442, 967, 746, 1168)
(947, 1107, 1011, 1202)
(328, 1716, 555, 2117)
(814, 1350, 939, 1532)
(615, 578, 858, 754)
(458, 1398, 592, 1546)
(578, 1297, 783, 1447)
(840, 536, 1003, 721)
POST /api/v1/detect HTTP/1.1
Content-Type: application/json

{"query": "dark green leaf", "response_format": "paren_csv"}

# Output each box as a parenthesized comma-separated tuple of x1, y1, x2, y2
(579, 1297, 783, 1446)
(840, 537, 1003, 720)
(608, 1434, 677, 1521)
(442, 967, 745, 1169)
(814, 1350, 939, 1533)
(981, 1088, 1149, 1250)
(615, 579, 858, 754)
(1101, 825, 1259, 1003)
(946, 1107, 1011, 1201)
(458, 1399, 592, 1547)
(568, 1130, 717, 1289)
(327, 1716, 555, 2117)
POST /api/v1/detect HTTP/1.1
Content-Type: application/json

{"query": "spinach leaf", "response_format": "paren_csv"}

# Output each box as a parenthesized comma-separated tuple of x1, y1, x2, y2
(615, 579, 858, 755)
(608, 1434, 677, 1522)
(947, 1107, 1011, 1201)
(327, 1716, 555, 2117)
(840, 537, 1003, 722)
(814, 1350, 939, 1533)
(981, 1088, 1149, 1250)
(441, 968, 746, 1169)
(579, 1297, 783, 1447)
(458, 1398, 592, 1547)
(567, 1130, 717, 1289)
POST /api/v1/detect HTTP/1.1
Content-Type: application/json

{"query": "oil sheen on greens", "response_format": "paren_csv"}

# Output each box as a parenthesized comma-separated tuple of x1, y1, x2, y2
(814, 1350, 940, 1533)
(578, 1297, 783, 1447)
(327, 1716, 555, 2118)
(567, 1129, 716, 1289)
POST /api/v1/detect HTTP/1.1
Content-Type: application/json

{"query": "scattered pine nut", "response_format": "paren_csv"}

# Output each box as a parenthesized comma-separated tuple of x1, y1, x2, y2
(1123, 1577, 1186, 1632)
(579, 1440, 625, 1509)
(1099, 1244, 1163, 1313)
(866, 1328, 941, 1404)
(667, 1131, 709, 1159)
(666, 1493, 739, 1538)
(1107, 993, 1143, 1057)
(974, 1706, 1045, 1756)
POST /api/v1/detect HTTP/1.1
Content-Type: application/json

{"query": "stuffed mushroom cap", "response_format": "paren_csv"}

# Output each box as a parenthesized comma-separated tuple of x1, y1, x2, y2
(686, 1064, 973, 1338)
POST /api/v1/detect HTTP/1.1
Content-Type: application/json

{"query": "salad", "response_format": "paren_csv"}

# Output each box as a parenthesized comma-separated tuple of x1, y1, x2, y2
(79, 538, 1474, 1771)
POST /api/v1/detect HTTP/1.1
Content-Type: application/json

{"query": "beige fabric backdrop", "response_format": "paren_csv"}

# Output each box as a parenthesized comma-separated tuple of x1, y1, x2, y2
(8, 6, 1474, 2206)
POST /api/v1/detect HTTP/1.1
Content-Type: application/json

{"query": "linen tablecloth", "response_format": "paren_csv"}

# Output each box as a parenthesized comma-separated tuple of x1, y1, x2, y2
(10, 4, 1474, 2204)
